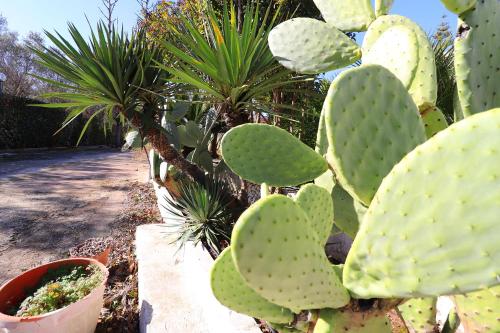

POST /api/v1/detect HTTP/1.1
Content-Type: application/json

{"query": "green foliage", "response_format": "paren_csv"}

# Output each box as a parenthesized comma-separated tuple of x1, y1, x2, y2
(431, 24, 456, 123)
(0, 95, 109, 149)
(163, 176, 233, 255)
(13, 264, 104, 317)
(32, 22, 168, 144)
(160, 3, 306, 125)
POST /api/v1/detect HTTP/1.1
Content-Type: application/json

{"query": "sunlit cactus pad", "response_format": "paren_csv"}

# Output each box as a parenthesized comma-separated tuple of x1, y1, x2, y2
(268, 18, 361, 74)
(232, 195, 350, 313)
(421, 106, 449, 138)
(440, 0, 476, 14)
(324, 65, 425, 206)
(313, 0, 375, 32)
(363, 25, 418, 88)
(398, 298, 437, 333)
(454, 0, 500, 116)
(363, 15, 437, 108)
(313, 309, 391, 333)
(210, 247, 294, 324)
(221, 124, 328, 187)
(295, 184, 334, 245)
(375, 0, 395, 17)
(454, 285, 500, 332)
(344, 109, 500, 298)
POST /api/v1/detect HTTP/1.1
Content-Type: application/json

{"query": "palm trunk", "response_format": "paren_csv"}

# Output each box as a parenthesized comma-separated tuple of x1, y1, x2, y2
(130, 113, 206, 184)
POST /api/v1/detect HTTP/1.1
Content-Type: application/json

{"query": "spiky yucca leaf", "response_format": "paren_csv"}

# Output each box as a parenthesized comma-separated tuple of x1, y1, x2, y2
(160, 3, 310, 124)
(163, 176, 233, 255)
(31, 22, 168, 144)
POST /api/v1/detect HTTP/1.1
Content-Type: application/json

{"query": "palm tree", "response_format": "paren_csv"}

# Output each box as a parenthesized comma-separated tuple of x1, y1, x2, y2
(160, 3, 308, 127)
(32, 23, 207, 184)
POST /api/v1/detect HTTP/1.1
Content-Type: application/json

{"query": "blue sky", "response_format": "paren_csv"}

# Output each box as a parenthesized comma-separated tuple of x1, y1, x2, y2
(1, 0, 456, 40)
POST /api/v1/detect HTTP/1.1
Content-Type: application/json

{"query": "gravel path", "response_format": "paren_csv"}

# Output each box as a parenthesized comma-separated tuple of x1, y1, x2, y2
(0, 149, 148, 283)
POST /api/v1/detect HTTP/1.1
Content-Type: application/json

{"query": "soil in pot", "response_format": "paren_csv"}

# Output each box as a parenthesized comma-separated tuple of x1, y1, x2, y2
(6, 264, 104, 317)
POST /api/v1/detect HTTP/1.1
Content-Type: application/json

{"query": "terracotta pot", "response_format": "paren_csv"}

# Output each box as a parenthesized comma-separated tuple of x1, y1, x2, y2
(0, 258, 108, 333)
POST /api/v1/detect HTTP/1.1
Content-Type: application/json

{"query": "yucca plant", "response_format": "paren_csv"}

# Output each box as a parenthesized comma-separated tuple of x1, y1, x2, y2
(161, 3, 307, 127)
(163, 175, 233, 256)
(31, 22, 207, 184)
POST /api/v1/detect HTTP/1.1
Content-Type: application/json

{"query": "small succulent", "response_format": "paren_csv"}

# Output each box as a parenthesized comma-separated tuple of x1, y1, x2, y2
(162, 175, 233, 255)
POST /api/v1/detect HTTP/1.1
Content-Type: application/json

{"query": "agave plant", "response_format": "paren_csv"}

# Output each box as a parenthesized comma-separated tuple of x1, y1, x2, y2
(31, 22, 208, 184)
(160, 3, 307, 127)
(163, 175, 233, 256)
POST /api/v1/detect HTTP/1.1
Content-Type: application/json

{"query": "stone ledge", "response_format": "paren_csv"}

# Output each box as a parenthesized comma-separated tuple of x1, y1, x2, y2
(136, 224, 260, 333)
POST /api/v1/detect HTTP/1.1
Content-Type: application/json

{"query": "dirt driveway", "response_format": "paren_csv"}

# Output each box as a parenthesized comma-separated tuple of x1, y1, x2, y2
(0, 148, 148, 283)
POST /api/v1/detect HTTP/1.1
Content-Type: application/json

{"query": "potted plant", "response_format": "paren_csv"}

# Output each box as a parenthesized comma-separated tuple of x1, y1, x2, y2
(0, 257, 108, 333)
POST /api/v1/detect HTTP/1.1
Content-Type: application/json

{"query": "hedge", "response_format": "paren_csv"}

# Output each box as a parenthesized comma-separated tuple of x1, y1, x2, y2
(0, 95, 111, 149)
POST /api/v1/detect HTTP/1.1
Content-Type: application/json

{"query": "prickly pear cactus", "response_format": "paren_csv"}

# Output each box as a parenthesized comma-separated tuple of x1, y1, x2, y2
(210, 247, 294, 324)
(363, 25, 418, 88)
(363, 15, 437, 109)
(295, 184, 334, 245)
(313, 0, 375, 31)
(421, 106, 449, 138)
(231, 195, 350, 313)
(398, 298, 437, 333)
(268, 18, 361, 74)
(313, 309, 391, 333)
(149, 149, 161, 179)
(344, 109, 500, 298)
(159, 161, 169, 183)
(209, 2, 500, 332)
(330, 184, 366, 239)
(375, 0, 395, 17)
(324, 65, 425, 206)
(222, 124, 328, 187)
(454, 0, 500, 116)
(440, 0, 476, 14)
(454, 285, 500, 332)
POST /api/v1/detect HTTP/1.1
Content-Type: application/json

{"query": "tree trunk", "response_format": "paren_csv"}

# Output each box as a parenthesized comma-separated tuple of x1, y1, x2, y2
(130, 113, 206, 184)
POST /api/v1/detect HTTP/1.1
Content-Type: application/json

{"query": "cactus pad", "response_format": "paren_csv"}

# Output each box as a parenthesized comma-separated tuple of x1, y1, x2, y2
(398, 298, 437, 333)
(222, 124, 328, 187)
(454, 0, 500, 116)
(312, 0, 375, 32)
(313, 309, 391, 333)
(375, 0, 395, 16)
(159, 161, 169, 183)
(363, 25, 419, 88)
(454, 286, 500, 333)
(331, 184, 367, 239)
(363, 15, 437, 108)
(268, 18, 361, 74)
(210, 247, 294, 324)
(295, 184, 334, 245)
(232, 195, 350, 313)
(344, 109, 500, 298)
(149, 149, 161, 179)
(440, 0, 476, 14)
(315, 109, 329, 156)
(421, 106, 449, 138)
(324, 65, 426, 206)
